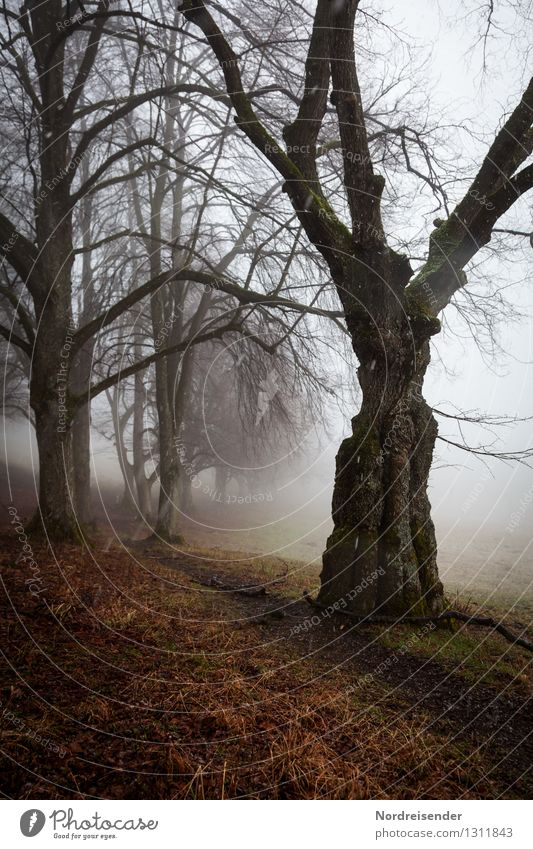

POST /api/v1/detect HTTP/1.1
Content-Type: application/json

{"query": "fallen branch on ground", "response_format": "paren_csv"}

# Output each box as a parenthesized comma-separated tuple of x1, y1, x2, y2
(192, 575, 268, 597)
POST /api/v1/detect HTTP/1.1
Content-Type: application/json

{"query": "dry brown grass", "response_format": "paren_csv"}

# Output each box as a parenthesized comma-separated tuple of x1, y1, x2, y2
(0, 534, 529, 799)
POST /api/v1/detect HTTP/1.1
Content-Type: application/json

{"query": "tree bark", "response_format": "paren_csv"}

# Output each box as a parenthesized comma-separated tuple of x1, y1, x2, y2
(28, 194, 78, 541)
(23, 1, 79, 541)
(72, 403, 92, 525)
(29, 323, 79, 541)
(319, 309, 444, 616)
(71, 341, 95, 527)
(177, 0, 447, 614)
(154, 452, 182, 541)
(177, 467, 193, 513)
(132, 367, 154, 524)
(71, 152, 96, 527)
(31, 403, 78, 540)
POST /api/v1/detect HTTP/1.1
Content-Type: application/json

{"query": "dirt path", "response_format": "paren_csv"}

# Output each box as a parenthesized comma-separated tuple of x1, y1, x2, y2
(1, 535, 531, 799)
(155, 552, 532, 794)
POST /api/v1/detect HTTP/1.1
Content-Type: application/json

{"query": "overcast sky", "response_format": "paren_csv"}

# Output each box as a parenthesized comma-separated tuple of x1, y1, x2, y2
(1, 0, 532, 544)
(395, 0, 533, 532)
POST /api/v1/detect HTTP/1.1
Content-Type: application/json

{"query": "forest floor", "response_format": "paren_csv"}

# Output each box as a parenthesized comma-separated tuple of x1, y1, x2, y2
(0, 531, 531, 799)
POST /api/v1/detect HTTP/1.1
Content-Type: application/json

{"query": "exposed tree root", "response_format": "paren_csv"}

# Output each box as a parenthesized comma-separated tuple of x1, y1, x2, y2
(303, 592, 533, 653)
(146, 554, 533, 653)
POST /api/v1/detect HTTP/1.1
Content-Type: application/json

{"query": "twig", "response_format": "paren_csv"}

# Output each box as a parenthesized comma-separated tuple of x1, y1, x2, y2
(192, 575, 268, 597)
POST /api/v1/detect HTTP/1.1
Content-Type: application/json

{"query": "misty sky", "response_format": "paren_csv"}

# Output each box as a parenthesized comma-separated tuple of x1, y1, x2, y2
(399, 0, 533, 533)
(1, 0, 532, 544)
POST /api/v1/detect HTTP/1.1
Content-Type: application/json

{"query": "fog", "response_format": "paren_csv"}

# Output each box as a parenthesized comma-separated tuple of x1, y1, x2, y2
(1, 0, 532, 610)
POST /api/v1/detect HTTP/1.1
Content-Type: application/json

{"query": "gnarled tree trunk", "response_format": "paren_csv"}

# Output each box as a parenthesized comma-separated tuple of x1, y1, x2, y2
(320, 335, 443, 616)
(318, 249, 445, 616)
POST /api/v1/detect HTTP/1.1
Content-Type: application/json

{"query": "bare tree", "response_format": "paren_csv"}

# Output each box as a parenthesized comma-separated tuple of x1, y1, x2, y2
(179, 0, 533, 616)
(0, 0, 342, 540)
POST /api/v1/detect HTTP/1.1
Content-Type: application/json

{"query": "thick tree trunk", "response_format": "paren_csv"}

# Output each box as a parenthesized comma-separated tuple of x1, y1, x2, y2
(72, 403, 92, 526)
(71, 342, 95, 526)
(319, 339, 444, 616)
(134, 469, 153, 525)
(110, 389, 137, 515)
(30, 384, 78, 542)
(132, 367, 154, 524)
(179, 0, 532, 621)
(28, 248, 78, 542)
(25, 3, 79, 542)
(152, 302, 182, 541)
(32, 406, 76, 539)
(71, 174, 96, 527)
(154, 453, 182, 541)
(177, 468, 193, 514)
